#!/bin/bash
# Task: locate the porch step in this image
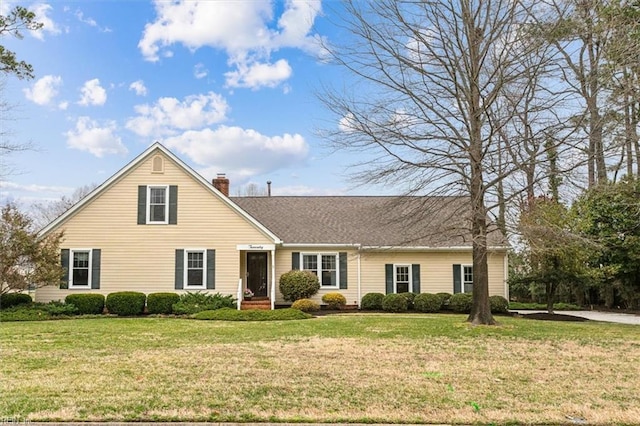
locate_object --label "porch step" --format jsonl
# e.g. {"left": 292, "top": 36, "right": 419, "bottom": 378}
{"left": 241, "top": 298, "right": 271, "bottom": 310}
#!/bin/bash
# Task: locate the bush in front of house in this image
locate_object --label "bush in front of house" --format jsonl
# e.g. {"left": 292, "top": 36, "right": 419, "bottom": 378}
{"left": 147, "top": 292, "right": 180, "bottom": 314}
{"left": 360, "top": 292, "right": 385, "bottom": 310}
{"left": 382, "top": 293, "right": 409, "bottom": 312}
{"left": 279, "top": 270, "right": 320, "bottom": 302}
{"left": 171, "top": 291, "right": 235, "bottom": 315}
{"left": 414, "top": 293, "right": 443, "bottom": 313}
{"left": 193, "top": 307, "right": 312, "bottom": 321}
{"left": 291, "top": 298, "right": 320, "bottom": 312}
{"left": 489, "top": 295, "right": 509, "bottom": 314}
{"left": 436, "top": 292, "right": 453, "bottom": 309}
{"left": 43, "top": 301, "right": 78, "bottom": 316}
{"left": 65, "top": 294, "right": 105, "bottom": 315}
{"left": 400, "top": 292, "right": 417, "bottom": 310}
{"left": 0, "top": 293, "right": 33, "bottom": 308}
{"left": 105, "top": 291, "right": 146, "bottom": 316}
{"left": 321, "top": 292, "right": 347, "bottom": 309}
{"left": 449, "top": 293, "right": 473, "bottom": 313}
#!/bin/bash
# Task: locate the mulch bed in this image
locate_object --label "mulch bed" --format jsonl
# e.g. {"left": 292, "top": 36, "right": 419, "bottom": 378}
{"left": 519, "top": 312, "right": 589, "bottom": 322}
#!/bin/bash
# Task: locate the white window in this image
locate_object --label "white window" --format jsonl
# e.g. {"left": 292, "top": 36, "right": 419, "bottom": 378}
{"left": 184, "top": 249, "right": 206, "bottom": 289}
{"left": 70, "top": 249, "right": 92, "bottom": 289}
{"left": 394, "top": 264, "right": 412, "bottom": 293}
{"left": 301, "top": 253, "right": 338, "bottom": 288}
{"left": 463, "top": 265, "right": 473, "bottom": 293}
{"left": 147, "top": 185, "right": 168, "bottom": 224}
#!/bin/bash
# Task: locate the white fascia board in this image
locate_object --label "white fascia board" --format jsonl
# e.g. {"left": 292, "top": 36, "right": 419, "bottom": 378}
{"left": 361, "top": 245, "right": 510, "bottom": 252}
{"left": 38, "top": 142, "right": 282, "bottom": 245}
{"left": 280, "top": 243, "right": 362, "bottom": 249}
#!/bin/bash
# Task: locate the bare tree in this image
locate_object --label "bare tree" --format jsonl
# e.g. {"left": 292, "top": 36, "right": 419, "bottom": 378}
{"left": 31, "top": 184, "right": 98, "bottom": 230}
{"left": 235, "top": 182, "right": 269, "bottom": 197}
{"left": 319, "top": 0, "right": 568, "bottom": 324}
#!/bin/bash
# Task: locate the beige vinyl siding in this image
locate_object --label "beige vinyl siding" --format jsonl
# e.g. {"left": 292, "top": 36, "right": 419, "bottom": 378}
{"left": 37, "top": 153, "right": 273, "bottom": 303}
{"left": 359, "top": 250, "right": 507, "bottom": 298}
{"left": 274, "top": 248, "right": 360, "bottom": 306}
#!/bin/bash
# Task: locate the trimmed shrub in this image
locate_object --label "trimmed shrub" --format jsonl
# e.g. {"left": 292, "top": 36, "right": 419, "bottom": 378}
{"left": 105, "top": 291, "right": 146, "bottom": 316}
{"left": 279, "top": 270, "right": 320, "bottom": 302}
{"left": 400, "top": 292, "right": 417, "bottom": 310}
{"left": 65, "top": 294, "right": 105, "bottom": 315}
{"left": 489, "top": 295, "right": 509, "bottom": 313}
{"left": 361, "top": 292, "right": 385, "bottom": 310}
{"left": 449, "top": 293, "right": 473, "bottom": 313}
{"left": 321, "top": 292, "right": 347, "bottom": 309}
{"left": 382, "top": 293, "right": 409, "bottom": 313}
{"left": 147, "top": 292, "right": 180, "bottom": 314}
{"left": 193, "top": 307, "right": 312, "bottom": 321}
{"left": 172, "top": 291, "right": 235, "bottom": 315}
{"left": 291, "top": 298, "right": 320, "bottom": 312}
{"left": 0, "top": 293, "right": 32, "bottom": 308}
{"left": 43, "top": 301, "right": 78, "bottom": 316}
{"left": 436, "top": 292, "right": 453, "bottom": 309}
{"left": 414, "top": 293, "right": 443, "bottom": 313}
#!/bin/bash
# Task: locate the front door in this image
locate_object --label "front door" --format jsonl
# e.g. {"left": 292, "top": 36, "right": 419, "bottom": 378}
{"left": 247, "top": 252, "right": 268, "bottom": 297}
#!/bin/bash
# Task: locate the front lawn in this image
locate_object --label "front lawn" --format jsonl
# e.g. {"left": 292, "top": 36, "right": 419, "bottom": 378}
{"left": 1, "top": 314, "right": 638, "bottom": 424}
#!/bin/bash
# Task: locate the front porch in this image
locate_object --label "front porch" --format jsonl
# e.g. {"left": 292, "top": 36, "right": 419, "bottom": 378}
{"left": 237, "top": 244, "right": 276, "bottom": 310}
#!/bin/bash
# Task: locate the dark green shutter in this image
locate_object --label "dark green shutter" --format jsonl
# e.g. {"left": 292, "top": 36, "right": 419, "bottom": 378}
{"left": 169, "top": 185, "right": 178, "bottom": 225}
{"left": 453, "top": 264, "right": 462, "bottom": 294}
{"left": 175, "top": 249, "right": 184, "bottom": 290}
{"left": 206, "top": 249, "right": 215, "bottom": 289}
{"left": 91, "top": 249, "right": 101, "bottom": 289}
{"left": 137, "top": 186, "right": 147, "bottom": 224}
{"left": 412, "top": 264, "right": 420, "bottom": 293}
{"left": 339, "top": 252, "right": 348, "bottom": 289}
{"left": 60, "top": 249, "right": 69, "bottom": 289}
{"left": 385, "top": 264, "right": 393, "bottom": 294}
{"left": 292, "top": 252, "right": 300, "bottom": 270}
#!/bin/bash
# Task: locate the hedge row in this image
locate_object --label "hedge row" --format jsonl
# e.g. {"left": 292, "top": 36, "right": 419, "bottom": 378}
{"left": 62, "top": 291, "right": 235, "bottom": 316}
{"left": 361, "top": 292, "right": 509, "bottom": 314}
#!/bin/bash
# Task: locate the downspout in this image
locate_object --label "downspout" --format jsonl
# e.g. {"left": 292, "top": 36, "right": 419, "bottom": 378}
{"left": 504, "top": 251, "right": 509, "bottom": 300}
{"left": 357, "top": 249, "right": 362, "bottom": 308}
{"left": 271, "top": 248, "right": 276, "bottom": 310}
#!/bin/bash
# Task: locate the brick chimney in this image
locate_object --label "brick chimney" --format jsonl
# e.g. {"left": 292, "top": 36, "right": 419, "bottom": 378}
{"left": 212, "top": 173, "right": 229, "bottom": 196}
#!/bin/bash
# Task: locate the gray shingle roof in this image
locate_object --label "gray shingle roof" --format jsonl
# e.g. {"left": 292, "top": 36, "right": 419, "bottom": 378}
{"left": 231, "top": 196, "right": 508, "bottom": 248}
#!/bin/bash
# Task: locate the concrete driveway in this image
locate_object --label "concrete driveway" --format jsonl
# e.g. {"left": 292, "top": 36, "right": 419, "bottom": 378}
{"left": 513, "top": 310, "right": 640, "bottom": 325}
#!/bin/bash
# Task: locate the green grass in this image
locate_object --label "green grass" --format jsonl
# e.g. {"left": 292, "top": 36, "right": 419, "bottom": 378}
{"left": 1, "top": 314, "right": 639, "bottom": 424}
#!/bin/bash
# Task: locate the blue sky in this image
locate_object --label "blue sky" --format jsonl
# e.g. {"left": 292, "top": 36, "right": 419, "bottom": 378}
{"left": 1, "top": 0, "right": 388, "bottom": 205}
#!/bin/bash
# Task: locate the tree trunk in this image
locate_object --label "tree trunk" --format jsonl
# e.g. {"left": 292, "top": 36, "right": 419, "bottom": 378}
{"left": 546, "top": 282, "right": 555, "bottom": 314}
{"left": 463, "top": 0, "right": 494, "bottom": 326}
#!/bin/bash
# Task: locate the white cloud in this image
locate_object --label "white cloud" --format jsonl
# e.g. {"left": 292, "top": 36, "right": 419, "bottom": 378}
{"left": 194, "top": 63, "right": 208, "bottom": 79}
{"left": 271, "top": 185, "right": 344, "bottom": 196}
{"left": 129, "top": 80, "right": 147, "bottom": 96}
{"left": 31, "top": 3, "right": 62, "bottom": 40}
{"left": 138, "top": 0, "right": 323, "bottom": 89}
{"left": 58, "top": 101, "right": 69, "bottom": 110}
{"left": 78, "top": 78, "right": 107, "bottom": 106}
{"left": 65, "top": 117, "right": 127, "bottom": 157}
{"left": 23, "top": 75, "right": 62, "bottom": 106}
{"left": 225, "top": 59, "right": 292, "bottom": 89}
{"left": 75, "top": 9, "right": 112, "bottom": 32}
{"left": 162, "top": 125, "right": 309, "bottom": 180}
{"left": 126, "top": 92, "right": 229, "bottom": 137}
{"left": 0, "top": 181, "right": 73, "bottom": 194}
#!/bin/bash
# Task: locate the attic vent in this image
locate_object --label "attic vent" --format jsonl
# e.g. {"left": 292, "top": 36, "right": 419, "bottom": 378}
{"left": 152, "top": 155, "right": 164, "bottom": 173}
